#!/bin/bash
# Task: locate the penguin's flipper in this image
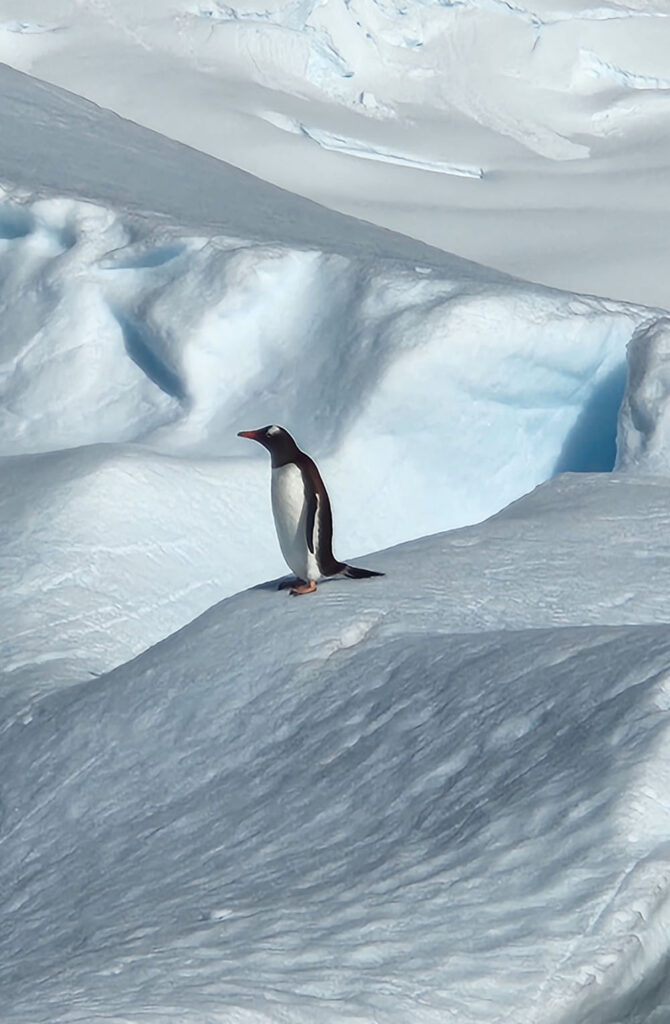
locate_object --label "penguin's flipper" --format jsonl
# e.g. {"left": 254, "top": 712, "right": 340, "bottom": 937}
{"left": 278, "top": 577, "right": 306, "bottom": 591}
{"left": 305, "top": 487, "right": 318, "bottom": 555}
{"left": 342, "top": 565, "right": 385, "bottom": 579}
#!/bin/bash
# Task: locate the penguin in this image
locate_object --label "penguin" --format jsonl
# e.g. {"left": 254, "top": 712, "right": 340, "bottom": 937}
{"left": 237, "top": 425, "right": 384, "bottom": 595}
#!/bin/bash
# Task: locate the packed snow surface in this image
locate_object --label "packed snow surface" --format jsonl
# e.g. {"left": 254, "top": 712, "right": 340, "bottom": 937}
{"left": 5, "top": 474, "right": 670, "bottom": 1024}
{"left": 1, "top": 0, "right": 669, "bottom": 305}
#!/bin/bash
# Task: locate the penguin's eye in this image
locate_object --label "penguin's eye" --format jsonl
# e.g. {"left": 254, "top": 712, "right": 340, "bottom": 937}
{"left": 266, "top": 425, "right": 281, "bottom": 437}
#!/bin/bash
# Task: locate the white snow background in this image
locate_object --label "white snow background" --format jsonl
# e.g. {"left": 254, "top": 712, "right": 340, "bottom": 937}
{"left": 2, "top": 0, "right": 670, "bottom": 307}
{"left": 2, "top": 2, "right": 670, "bottom": 1021}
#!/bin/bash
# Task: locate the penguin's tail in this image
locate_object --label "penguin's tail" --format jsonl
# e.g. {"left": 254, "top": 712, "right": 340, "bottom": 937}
{"left": 342, "top": 564, "right": 385, "bottom": 580}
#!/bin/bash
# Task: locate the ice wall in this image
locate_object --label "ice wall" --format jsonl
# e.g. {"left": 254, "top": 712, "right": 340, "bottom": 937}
{"left": 617, "top": 317, "right": 670, "bottom": 475}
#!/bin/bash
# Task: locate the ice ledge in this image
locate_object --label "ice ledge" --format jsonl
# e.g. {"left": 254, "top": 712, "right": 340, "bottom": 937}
{"left": 616, "top": 317, "right": 670, "bottom": 474}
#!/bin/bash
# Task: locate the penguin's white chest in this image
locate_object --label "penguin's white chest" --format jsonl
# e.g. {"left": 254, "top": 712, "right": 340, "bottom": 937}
{"left": 271, "top": 464, "right": 320, "bottom": 582}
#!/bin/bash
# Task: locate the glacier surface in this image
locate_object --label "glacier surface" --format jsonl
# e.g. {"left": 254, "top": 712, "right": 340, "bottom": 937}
{"left": 1, "top": 0, "right": 669, "bottom": 305}
{"left": 3, "top": 17, "right": 670, "bottom": 1024}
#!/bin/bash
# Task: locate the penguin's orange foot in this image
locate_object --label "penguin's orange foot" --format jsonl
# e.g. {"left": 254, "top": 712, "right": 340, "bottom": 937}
{"left": 278, "top": 578, "right": 305, "bottom": 591}
{"left": 291, "top": 580, "right": 317, "bottom": 596}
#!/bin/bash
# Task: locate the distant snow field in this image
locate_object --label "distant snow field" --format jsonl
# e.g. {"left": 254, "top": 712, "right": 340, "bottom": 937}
{"left": 1, "top": 0, "right": 670, "bottom": 305}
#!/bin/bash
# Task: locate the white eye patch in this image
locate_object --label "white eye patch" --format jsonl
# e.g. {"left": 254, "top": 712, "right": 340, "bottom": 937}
{"left": 267, "top": 425, "right": 281, "bottom": 436}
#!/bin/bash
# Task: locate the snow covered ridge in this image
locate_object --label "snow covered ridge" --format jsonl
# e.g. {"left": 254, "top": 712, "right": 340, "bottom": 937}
{"left": 0, "top": 187, "right": 655, "bottom": 477}
{"left": 0, "top": 63, "right": 668, "bottom": 700}
{"left": 5, "top": 473, "right": 670, "bottom": 1023}
{"left": 0, "top": 182, "right": 664, "bottom": 689}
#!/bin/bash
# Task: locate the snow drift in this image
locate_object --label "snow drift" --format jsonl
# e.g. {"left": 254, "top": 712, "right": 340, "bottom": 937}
{"left": 5, "top": 474, "right": 670, "bottom": 1024}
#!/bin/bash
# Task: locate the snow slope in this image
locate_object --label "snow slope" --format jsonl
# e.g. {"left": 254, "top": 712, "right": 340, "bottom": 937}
{"left": 1, "top": 65, "right": 665, "bottom": 691}
{"left": 5, "top": 473, "right": 670, "bottom": 1024}
{"left": 4, "top": 43, "right": 670, "bottom": 1024}
{"left": 0, "top": 1, "right": 669, "bottom": 305}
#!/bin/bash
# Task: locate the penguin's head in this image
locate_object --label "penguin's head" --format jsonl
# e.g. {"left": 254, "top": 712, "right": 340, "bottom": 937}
{"left": 237, "top": 424, "right": 285, "bottom": 448}
{"left": 237, "top": 425, "right": 300, "bottom": 465}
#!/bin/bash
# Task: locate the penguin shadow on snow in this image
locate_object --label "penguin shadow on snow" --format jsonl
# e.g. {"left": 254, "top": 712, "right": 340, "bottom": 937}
{"left": 553, "top": 362, "right": 627, "bottom": 475}
{"left": 252, "top": 575, "right": 366, "bottom": 594}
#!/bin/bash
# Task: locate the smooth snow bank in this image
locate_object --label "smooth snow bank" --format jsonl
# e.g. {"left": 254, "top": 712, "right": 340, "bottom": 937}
{"left": 0, "top": 62, "right": 490, "bottom": 270}
{"left": 4, "top": 473, "right": 670, "bottom": 1024}
{"left": 0, "top": 445, "right": 281, "bottom": 694}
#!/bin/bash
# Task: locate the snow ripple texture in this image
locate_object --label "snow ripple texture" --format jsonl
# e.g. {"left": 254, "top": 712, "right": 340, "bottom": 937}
{"left": 5, "top": 475, "right": 670, "bottom": 1023}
